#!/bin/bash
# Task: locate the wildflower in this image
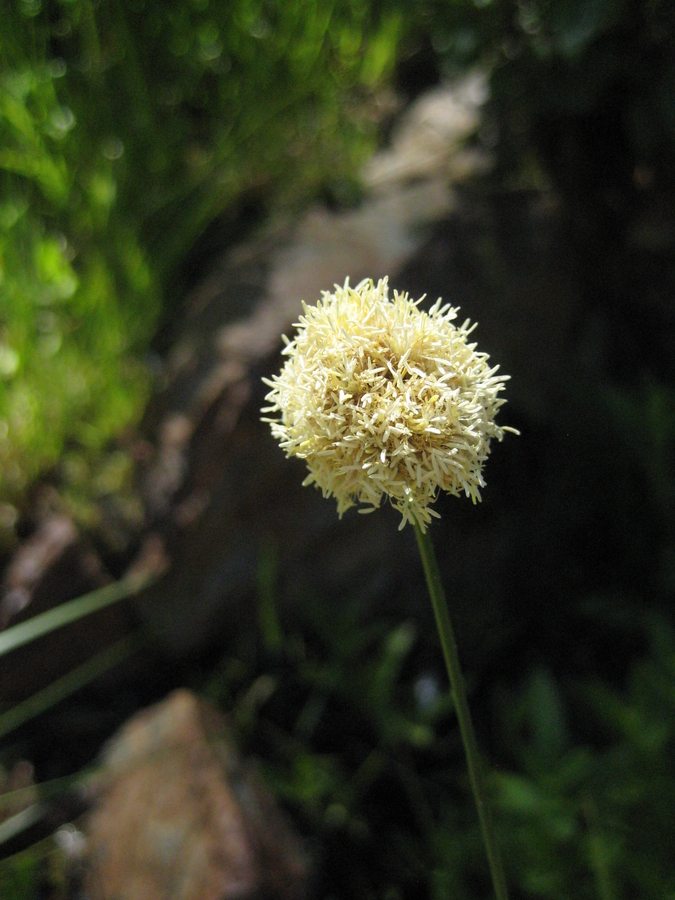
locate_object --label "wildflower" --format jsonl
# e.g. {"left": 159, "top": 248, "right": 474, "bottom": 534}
{"left": 262, "top": 277, "right": 516, "bottom": 531}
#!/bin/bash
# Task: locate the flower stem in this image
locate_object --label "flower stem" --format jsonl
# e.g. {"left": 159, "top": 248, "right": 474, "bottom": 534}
{"left": 414, "top": 522, "right": 509, "bottom": 900}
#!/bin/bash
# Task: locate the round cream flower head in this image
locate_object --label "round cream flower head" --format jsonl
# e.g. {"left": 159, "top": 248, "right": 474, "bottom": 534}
{"left": 262, "top": 277, "right": 517, "bottom": 531}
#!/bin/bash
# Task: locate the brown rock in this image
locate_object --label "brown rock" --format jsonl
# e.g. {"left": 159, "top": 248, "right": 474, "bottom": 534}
{"left": 85, "top": 689, "right": 308, "bottom": 900}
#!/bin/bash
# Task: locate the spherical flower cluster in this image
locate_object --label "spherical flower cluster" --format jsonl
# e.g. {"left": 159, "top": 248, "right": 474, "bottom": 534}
{"left": 262, "top": 278, "right": 516, "bottom": 531}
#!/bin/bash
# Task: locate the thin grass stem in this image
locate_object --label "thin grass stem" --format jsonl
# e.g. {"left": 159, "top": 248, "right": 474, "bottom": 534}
{"left": 0, "top": 632, "right": 144, "bottom": 740}
{"left": 413, "top": 522, "right": 509, "bottom": 900}
{"left": 0, "top": 569, "right": 156, "bottom": 659}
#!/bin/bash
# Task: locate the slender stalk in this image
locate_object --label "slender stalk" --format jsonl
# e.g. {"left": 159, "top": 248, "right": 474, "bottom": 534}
{"left": 0, "top": 632, "right": 144, "bottom": 739}
{"left": 414, "top": 522, "right": 509, "bottom": 900}
{"left": 0, "top": 567, "right": 157, "bottom": 659}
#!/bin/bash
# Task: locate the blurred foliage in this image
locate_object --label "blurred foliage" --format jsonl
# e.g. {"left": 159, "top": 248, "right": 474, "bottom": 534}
{"left": 1, "top": 589, "right": 675, "bottom": 897}
{"left": 424, "top": 0, "right": 675, "bottom": 231}
{"left": 0, "top": 0, "right": 402, "bottom": 519}
{"left": 0, "top": 847, "right": 38, "bottom": 900}
{"left": 0, "top": 56, "right": 157, "bottom": 514}
{"left": 192, "top": 578, "right": 675, "bottom": 899}
{"left": 506, "top": 655, "right": 673, "bottom": 898}
{"left": 603, "top": 381, "right": 675, "bottom": 595}
{"left": 0, "top": 832, "right": 78, "bottom": 900}
{"left": 495, "top": 611, "right": 675, "bottom": 899}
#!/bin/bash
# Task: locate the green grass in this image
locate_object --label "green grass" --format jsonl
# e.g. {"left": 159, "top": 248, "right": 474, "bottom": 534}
{"left": 0, "top": 0, "right": 402, "bottom": 517}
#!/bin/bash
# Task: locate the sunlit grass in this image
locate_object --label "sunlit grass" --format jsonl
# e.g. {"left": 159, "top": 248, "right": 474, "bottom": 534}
{"left": 0, "top": 0, "right": 402, "bottom": 516}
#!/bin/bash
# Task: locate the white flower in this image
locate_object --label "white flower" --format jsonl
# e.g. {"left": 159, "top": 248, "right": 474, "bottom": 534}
{"left": 262, "top": 277, "right": 516, "bottom": 531}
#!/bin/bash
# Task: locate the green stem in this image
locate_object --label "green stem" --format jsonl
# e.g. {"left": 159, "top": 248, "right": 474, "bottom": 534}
{"left": 0, "top": 632, "right": 144, "bottom": 739}
{"left": 0, "top": 567, "right": 156, "bottom": 659}
{"left": 414, "top": 522, "right": 509, "bottom": 900}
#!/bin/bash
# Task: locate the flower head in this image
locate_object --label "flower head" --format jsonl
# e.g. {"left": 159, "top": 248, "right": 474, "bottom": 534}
{"left": 262, "top": 278, "right": 516, "bottom": 531}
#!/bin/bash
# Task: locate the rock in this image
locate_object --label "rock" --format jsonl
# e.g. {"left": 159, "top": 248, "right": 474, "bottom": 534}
{"left": 85, "top": 689, "right": 308, "bottom": 900}
{"left": 362, "top": 71, "right": 492, "bottom": 190}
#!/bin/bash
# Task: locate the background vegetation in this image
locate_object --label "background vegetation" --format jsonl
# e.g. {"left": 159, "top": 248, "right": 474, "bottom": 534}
{"left": 2, "top": 0, "right": 675, "bottom": 898}
{"left": 0, "top": 0, "right": 400, "bottom": 525}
